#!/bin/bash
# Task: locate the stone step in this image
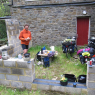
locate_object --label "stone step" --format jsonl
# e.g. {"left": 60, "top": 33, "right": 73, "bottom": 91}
{"left": 33, "top": 78, "right": 87, "bottom": 89}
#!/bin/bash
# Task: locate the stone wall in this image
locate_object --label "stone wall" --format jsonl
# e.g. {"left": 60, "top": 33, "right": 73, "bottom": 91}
{"left": 0, "top": 19, "right": 32, "bottom": 57}
{"left": 0, "top": 58, "right": 35, "bottom": 89}
{"left": 10, "top": 4, "right": 95, "bottom": 46}
{"left": 87, "top": 64, "right": 95, "bottom": 95}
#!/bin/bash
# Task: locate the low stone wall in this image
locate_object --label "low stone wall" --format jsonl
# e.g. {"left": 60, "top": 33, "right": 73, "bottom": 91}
{"left": 0, "top": 58, "right": 35, "bottom": 89}
{"left": 87, "top": 64, "right": 95, "bottom": 95}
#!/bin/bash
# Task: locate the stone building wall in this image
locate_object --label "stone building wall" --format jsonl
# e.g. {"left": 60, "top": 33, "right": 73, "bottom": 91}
{"left": 10, "top": 4, "right": 95, "bottom": 46}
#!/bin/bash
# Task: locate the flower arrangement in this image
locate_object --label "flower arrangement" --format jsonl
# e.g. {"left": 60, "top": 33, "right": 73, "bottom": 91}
{"left": 60, "top": 77, "right": 68, "bottom": 82}
{"left": 60, "top": 75, "right": 68, "bottom": 86}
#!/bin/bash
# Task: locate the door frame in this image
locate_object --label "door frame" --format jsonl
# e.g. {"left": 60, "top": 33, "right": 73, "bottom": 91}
{"left": 76, "top": 16, "right": 90, "bottom": 46}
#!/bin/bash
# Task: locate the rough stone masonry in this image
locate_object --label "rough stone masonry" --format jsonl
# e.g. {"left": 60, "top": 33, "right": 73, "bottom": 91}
{"left": 8, "top": 0, "right": 95, "bottom": 46}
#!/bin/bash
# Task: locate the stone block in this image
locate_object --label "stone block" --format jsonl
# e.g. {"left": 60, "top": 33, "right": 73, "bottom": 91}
{"left": 17, "top": 61, "right": 32, "bottom": 69}
{"left": 3, "top": 60, "right": 16, "bottom": 67}
{"left": 0, "top": 67, "right": 11, "bottom": 74}
{"left": 11, "top": 81, "right": 23, "bottom": 88}
{"left": 65, "top": 87, "right": 82, "bottom": 94}
{"left": 23, "top": 82, "right": 32, "bottom": 89}
{"left": 0, "top": 80, "right": 10, "bottom": 86}
{"left": 10, "top": 26, "right": 15, "bottom": 30}
{"left": 19, "top": 76, "right": 33, "bottom": 82}
{"left": 0, "top": 59, "right": 3, "bottom": 66}
{"left": 51, "top": 85, "right": 65, "bottom": 92}
{"left": 6, "top": 75, "right": 18, "bottom": 81}
{"left": 0, "top": 74, "right": 5, "bottom": 79}
{"left": 88, "top": 73, "right": 95, "bottom": 81}
{"left": 88, "top": 89, "right": 95, "bottom": 95}
{"left": 88, "top": 82, "right": 95, "bottom": 89}
{"left": 37, "top": 84, "right": 49, "bottom": 90}
{"left": 25, "top": 70, "right": 32, "bottom": 76}
{"left": 8, "top": 49, "right": 13, "bottom": 55}
{"left": 11, "top": 68, "right": 24, "bottom": 75}
{"left": 87, "top": 65, "right": 95, "bottom": 73}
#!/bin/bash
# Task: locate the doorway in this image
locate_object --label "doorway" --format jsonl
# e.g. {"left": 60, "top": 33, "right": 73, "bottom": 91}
{"left": 77, "top": 17, "right": 90, "bottom": 46}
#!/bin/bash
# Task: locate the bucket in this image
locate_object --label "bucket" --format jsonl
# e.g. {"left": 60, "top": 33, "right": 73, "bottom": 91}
{"left": 50, "top": 46, "right": 55, "bottom": 51}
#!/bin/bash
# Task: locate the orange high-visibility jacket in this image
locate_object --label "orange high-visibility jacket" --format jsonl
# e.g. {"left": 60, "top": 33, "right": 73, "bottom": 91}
{"left": 19, "top": 29, "right": 32, "bottom": 45}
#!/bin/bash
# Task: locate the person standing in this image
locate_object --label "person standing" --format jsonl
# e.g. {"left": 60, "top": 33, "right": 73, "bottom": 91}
{"left": 19, "top": 24, "right": 32, "bottom": 56}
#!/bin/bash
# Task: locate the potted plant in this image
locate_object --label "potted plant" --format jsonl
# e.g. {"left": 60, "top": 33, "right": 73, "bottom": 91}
{"left": 60, "top": 75, "right": 68, "bottom": 86}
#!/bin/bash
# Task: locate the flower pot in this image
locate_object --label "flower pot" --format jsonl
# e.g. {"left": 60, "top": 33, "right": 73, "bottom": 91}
{"left": 60, "top": 79, "right": 68, "bottom": 86}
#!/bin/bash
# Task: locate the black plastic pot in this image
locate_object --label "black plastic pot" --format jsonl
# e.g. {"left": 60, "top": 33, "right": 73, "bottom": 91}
{"left": 24, "top": 53, "right": 30, "bottom": 58}
{"left": 78, "top": 75, "right": 86, "bottom": 83}
{"left": 60, "top": 79, "right": 68, "bottom": 86}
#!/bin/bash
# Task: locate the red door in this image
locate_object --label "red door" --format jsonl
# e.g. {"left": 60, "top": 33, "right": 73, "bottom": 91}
{"left": 77, "top": 17, "right": 89, "bottom": 46}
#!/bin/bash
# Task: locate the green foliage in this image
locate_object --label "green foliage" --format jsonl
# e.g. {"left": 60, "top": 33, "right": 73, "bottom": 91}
{"left": 0, "top": 0, "right": 8, "bottom": 3}
{"left": 0, "top": 2, "right": 10, "bottom": 17}
{"left": 0, "top": 20, "right": 7, "bottom": 39}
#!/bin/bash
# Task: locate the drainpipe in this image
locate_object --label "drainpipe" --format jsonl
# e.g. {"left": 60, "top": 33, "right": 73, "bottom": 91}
{"left": 8, "top": 0, "right": 13, "bottom": 6}
{"left": 11, "top": 0, "right": 13, "bottom": 5}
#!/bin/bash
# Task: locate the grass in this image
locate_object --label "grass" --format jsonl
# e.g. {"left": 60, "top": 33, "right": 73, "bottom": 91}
{"left": 0, "top": 85, "right": 71, "bottom": 95}
{"left": 28, "top": 45, "right": 87, "bottom": 80}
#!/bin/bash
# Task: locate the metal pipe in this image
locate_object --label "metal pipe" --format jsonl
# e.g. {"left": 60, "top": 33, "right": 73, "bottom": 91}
{"left": 13, "top": 1, "right": 95, "bottom": 9}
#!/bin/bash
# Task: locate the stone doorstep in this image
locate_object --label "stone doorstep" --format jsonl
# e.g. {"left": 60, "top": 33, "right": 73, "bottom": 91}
{"left": 33, "top": 78, "right": 87, "bottom": 89}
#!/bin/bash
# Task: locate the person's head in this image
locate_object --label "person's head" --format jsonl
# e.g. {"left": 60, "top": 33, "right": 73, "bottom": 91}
{"left": 24, "top": 24, "right": 29, "bottom": 31}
